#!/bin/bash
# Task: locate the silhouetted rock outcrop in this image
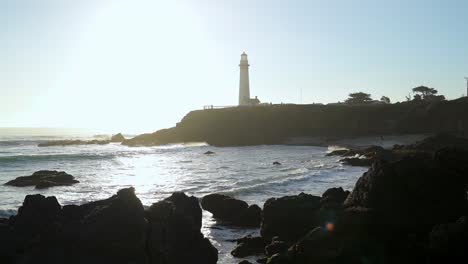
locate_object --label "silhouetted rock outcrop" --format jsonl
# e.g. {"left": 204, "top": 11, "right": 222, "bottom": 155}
{"left": 261, "top": 193, "right": 322, "bottom": 241}
{"left": 38, "top": 139, "right": 110, "bottom": 147}
{"left": 262, "top": 148, "right": 468, "bottom": 264}
{"left": 201, "top": 193, "right": 262, "bottom": 227}
{"left": 146, "top": 192, "right": 218, "bottom": 264}
{"left": 0, "top": 188, "right": 217, "bottom": 264}
{"left": 5, "top": 170, "right": 79, "bottom": 189}
{"left": 231, "top": 236, "right": 268, "bottom": 258}
{"left": 110, "top": 133, "right": 125, "bottom": 142}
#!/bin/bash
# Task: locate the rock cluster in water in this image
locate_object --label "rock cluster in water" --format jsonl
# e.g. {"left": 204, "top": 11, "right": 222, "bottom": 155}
{"left": 201, "top": 193, "right": 262, "bottom": 227}
{"left": 38, "top": 139, "right": 110, "bottom": 147}
{"left": 5, "top": 170, "right": 79, "bottom": 189}
{"left": 330, "top": 133, "right": 468, "bottom": 167}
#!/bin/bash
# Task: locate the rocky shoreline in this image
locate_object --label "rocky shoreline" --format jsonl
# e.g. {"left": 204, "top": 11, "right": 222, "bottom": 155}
{"left": 2, "top": 134, "right": 468, "bottom": 263}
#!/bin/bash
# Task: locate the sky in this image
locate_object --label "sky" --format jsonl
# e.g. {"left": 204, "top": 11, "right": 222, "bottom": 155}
{"left": 2, "top": 0, "right": 468, "bottom": 134}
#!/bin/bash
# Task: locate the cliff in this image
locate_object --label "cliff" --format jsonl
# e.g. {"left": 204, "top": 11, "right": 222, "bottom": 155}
{"left": 123, "top": 97, "right": 468, "bottom": 147}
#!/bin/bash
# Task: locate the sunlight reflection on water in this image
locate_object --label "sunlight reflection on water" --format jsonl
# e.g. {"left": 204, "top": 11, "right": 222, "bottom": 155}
{"left": 0, "top": 141, "right": 367, "bottom": 264}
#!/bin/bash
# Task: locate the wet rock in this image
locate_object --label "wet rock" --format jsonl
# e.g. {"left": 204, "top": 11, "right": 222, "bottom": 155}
{"left": 38, "top": 139, "right": 110, "bottom": 147}
{"left": 344, "top": 157, "right": 468, "bottom": 233}
{"left": 239, "top": 260, "right": 253, "bottom": 264}
{"left": 9, "top": 194, "right": 62, "bottom": 237}
{"left": 321, "top": 187, "right": 349, "bottom": 206}
{"left": 394, "top": 133, "right": 468, "bottom": 153}
{"left": 256, "top": 257, "right": 268, "bottom": 263}
{"left": 435, "top": 147, "right": 468, "bottom": 186}
{"left": 265, "top": 240, "right": 290, "bottom": 257}
{"left": 204, "top": 151, "right": 215, "bottom": 155}
{"left": 5, "top": 170, "right": 79, "bottom": 189}
{"left": 325, "top": 149, "right": 348, "bottom": 156}
{"left": 146, "top": 192, "right": 218, "bottom": 264}
{"left": 201, "top": 194, "right": 262, "bottom": 227}
{"left": 340, "top": 157, "right": 374, "bottom": 167}
{"left": 272, "top": 161, "right": 281, "bottom": 165}
{"left": 231, "top": 236, "right": 268, "bottom": 258}
{"left": 6, "top": 187, "right": 148, "bottom": 264}
{"left": 110, "top": 133, "right": 125, "bottom": 142}
{"left": 429, "top": 216, "right": 468, "bottom": 262}
{"left": 344, "top": 145, "right": 386, "bottom": 158}
{"left": 261, "top": 193, "right": 321, "bottom": 241}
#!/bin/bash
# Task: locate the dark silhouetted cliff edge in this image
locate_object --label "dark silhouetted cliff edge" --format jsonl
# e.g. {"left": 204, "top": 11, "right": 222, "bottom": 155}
{"left": 123, "top": 97, "right": 468, "bottom": 147}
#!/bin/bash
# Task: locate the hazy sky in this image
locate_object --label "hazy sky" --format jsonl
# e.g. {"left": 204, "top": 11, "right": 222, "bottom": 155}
{"left": 2, "top": 0, "right": 468, "bottom": 133}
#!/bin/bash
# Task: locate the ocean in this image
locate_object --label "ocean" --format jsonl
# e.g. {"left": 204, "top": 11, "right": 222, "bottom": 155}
{"left": 1, "top": 128, "right": 416, "bottom": 263}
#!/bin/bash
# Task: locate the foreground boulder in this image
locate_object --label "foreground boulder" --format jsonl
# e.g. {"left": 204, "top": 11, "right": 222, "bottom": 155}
{"left": 231, "top": 236, "right": 268, "bottom": 258}
{"left": 261, "top": 193, "right": 321, "bottom": 241}
{"left": 201, "top": 193, "right": 262, "bottom": 227}
{"left": 0, "top": 189, "right": 218, "bottom": 264}
{"left": 5, "top": 170, "right": 79, "bottom": 189}
{"left": 344, "top": 156, "right": 467, "bottom": 233}
{"left": 429, "top": 216, "right": 468, "bottom": 263}
{"left": 3, "top": 187, "right": 147, "bottom": 264}
{"left": 146, "top": 192, "right": 218, "bottom": 264}
{"left": 263, "top": 149, "right": 468, "bottom": 264}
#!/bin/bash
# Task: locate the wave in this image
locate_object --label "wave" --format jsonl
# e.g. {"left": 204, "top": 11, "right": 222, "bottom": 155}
{"left": 220, "top": 172, "right": 317, "bottom": 197}
{"left": 0, "top": 209, "right": 17, "bottom": 218}
{"left": 0, "top": 153, "right": 117, "bottom": 163}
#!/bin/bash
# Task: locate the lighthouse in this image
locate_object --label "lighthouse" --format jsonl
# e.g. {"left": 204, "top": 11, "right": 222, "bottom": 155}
{"left": 238, "top": 52, "right": 251, "bottom": 106}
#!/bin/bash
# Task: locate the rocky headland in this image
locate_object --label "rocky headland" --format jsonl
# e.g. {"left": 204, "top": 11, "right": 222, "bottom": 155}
{"left": 122, "top": 97, "right": 468, "bottom": 147}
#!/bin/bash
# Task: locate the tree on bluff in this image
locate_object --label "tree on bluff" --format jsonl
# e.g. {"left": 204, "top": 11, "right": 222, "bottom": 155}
{"left": 412, "top": 86, "right": 445, "bottom": 101}
{"left": 380, "top": 96, "right": 391, "bottom": 104}
{"left": 345, "top": 92, "right": 372, "bottom": 104}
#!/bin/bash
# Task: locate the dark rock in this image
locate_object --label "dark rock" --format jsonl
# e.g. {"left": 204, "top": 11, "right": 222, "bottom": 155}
{"left": 429, "top": 216, "right": 468, "bottom": 262}
{"left": 146, "top": 192, "right": 218, "bottom": 264}
{"left": 110, "top": 133, "right": 125, "bottom": 142}
{"left": 325, "top": 149, "right": 348, "bottom": 156}
{"left": 38, "top": 139, "right": 110, "bottom": 147}
{"left": 256, "top": 257, "right": 268, "bottom": 263}
{"left": 164, "top": 192, "right": 202, "bottom": 230}
{"left": 239, "top": 260, "right": 253, "bottom": 264}
{"left": 10, "top": 194, "right": 62, "bottom": 237}
{"left": 261, "top": 193, "right": 321, "bottom": 241}
{"left": 435, "top": 147, "right": 468, "bottom": 187}
{"left": 265, "top": 240, "right": 290, "bottom": 257}
{"left": 204, "top": 150, "right": 215, "bottom": 155}
{"left": 266, "top": 253, "right": 289, "bottom": 264}
{"left": 321, "top": 187, "right": 349, "bottom": 205}
{"left": 201, "top": 194, "right": 262, "bottom": 227}
{"left": 5, "top": 170, "right": 79, "bottom": 189}
{"left": 231, "top": 236, "right": 268, "bottom": 258}
{"left": 395, "top": 133, "right": 468, "bottom": 153}
{"left": 1, "top": 189, "right": 219, "bottom": 264}
{"left": 272, "top": 161, "right": 281, "bottom": 165}
{"left": 340, "top": 157, "right": 374, "bottom": 167}
{"left": 7, "top": 187, "right": 148, "bottom": 264}
{"left": 343, "top": 145, "right": 386, "bottom": 158}
{"left": 344, "top": 157, "right": 468, "bottom": 234}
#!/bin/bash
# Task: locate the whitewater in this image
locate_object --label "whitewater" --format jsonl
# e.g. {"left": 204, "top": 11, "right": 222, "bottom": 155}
{"left": 0, "top": 129, "right": 422, "bottom": 263}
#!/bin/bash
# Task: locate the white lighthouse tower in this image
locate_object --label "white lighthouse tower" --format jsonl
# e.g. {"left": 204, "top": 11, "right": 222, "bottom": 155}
{"left": 238, "top": 52, "right": 251, "bottom": 106}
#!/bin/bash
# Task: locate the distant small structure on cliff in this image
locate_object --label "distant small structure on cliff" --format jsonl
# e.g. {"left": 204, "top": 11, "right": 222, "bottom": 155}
{"left": 239, "top": 52, "right": 260, "bottom": 106}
